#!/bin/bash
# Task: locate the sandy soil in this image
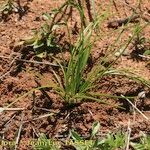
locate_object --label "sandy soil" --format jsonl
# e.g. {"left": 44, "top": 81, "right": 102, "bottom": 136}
{"left": 0, "top": 0, "right": 150, "bottom": 149}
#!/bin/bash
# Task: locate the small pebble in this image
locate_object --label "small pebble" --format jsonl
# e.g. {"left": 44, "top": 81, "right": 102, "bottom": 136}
{"left": 138, "top": 91, "right": 146, "bottom": 99}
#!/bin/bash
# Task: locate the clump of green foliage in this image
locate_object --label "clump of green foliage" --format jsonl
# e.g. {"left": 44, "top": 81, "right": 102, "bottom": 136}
{"left": 20, "top": 0, "right": 90, "bottom": 58}
{"left": 44, "top": 22, "right": 150, "bottom": 105}
{"left": 33, "top": 122, "right": 150, "bottom": 150}
{"left": 33, "top": 122, "right": 126, "bottom": 150}
{"left": 21, "top": 21, "right": 60, "bottom": 58}
{"left": 49, "top": 22, "right": 109, "bottom": 105}
{"left": 14, "top": 1, "right": 150, "bottom": 106}
{"left": 131, "top": 134, "right": 150, "bottom": 150}
{"left": 70, "top": 121, "right": 126, "bottom": 150}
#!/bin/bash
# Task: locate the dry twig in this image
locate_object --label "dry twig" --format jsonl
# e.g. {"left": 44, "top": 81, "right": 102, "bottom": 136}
{"left": 125, "top": 120, "right": 131, "bottom": 150}
{"left": 107, "top": 15, "right": 140, "bottom": 28}
{"left": 121, "top": 95, "right": 149, "bottom": 120}
{"left": 14, "top": 112, "right": 24, "bottom": 150}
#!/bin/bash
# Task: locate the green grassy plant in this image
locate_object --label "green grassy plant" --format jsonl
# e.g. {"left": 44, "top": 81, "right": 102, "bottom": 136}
{"left": 5, "top": 1, "right": 149, "bottom": 108}
{"left": 45, "top": 21, "right": 150, "bottom": 105}
{"left": 49, "top": 22, "right": 110, "bottom": 105}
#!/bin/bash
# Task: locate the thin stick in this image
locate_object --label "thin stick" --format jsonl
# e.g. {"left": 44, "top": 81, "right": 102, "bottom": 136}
{"left": 0, "top": 55, "right": 11, "bottom": 59}
{"left": 23, "top": 113, "right": 54, "bottom": 123}
{"left": 0, "top": 70, "right": 12, "bottom": 80}
{"left": 0, "top": 55, "right": 17, "bottom": 80}
{"left": 138, "top": 54, "right": 150, "bottom": 60}
{"left": 17, "top": 58, "right": 60, "bottom": 67}
{"left": 31, "top": 125, "right": 39, "bottom": 138}
{"left": 107, "top": 14, "right": 140, "bottom": 28}
{"left": 32, "top": 113, "right": 54, "bottom": 121}
{"left": 4, "top": 113, "right": 17, "bottom": 129}
{"left": 14, "top": 112, "right": 24, "bottom": 150}
{"left": 0, "top": 107, "right": 25, "bottom": 113}
{"left": 0, "top": 55, "right": 60, "bottom": 67}
{"left": 121, "top": 95, "right": 149, "bottom": 120}
{"left": 125, "top": 119, "right": 131, "bottom": 150}
{"left": 133, "top": 100, "right": 136, "bottom": 123}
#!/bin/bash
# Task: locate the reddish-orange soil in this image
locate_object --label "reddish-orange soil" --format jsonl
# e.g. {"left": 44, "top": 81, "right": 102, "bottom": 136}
{"left": 0, "top": 0, "right": 150, "bottom": 149}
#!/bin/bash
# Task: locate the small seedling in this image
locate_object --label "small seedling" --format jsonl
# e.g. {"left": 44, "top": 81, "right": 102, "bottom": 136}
{"left": 33, "top": 134, "right": 60, "bottom": 150}
{"left": 21, "top": 23, "right": 60, "bottom": 58}
{"left": 19, "top": 3, "right": 68, "bottom": 58}
{"left": 70, "top": 122, "right": 100, "bottom": 150}
{"left": 98, "top": 132, "right": 126, "bottom": 150}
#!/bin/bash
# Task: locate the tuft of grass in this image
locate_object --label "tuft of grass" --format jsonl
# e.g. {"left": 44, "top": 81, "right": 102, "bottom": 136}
{"left": 46, "top": 21, "right": 150, "bottom": 105}
{"left": 49, "top": 22, "right": 110, "bottom": 105}
{"left": 10, "top": 16, "right": 150, "bottom": 107}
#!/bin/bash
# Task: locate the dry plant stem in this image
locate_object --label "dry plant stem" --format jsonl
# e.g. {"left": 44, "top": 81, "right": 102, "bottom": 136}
{"left": 31, "top": 126, "right": 39, "bottom": 137}
{"left": 121, "top": 95, "right": 149, "bottom": 120}
{"left": 88, "top": 109, "right": 94, "bottom": 117}
{"left": 107, "top": 14, "right": 140, "bottom": 28}
{"left": 65, "top": 112, "right": 70, "bottom": 120}
{"left": 125, "top": 120, "right": 131, "bottom": 150}
{"left": 9, "top": 55, "right": 18, "bottom": 66}
{"left": 133, "top": 99, "right": 138, "bottom": 123}
{"left": 16, "top": 58, "right": 60, "bottom": 67}
{"left": 23, "top": 113, "right": 54, "bottom": 123}
{"left": 0, "top": 107, "right": 25, "bottom": 111}
{"left": 14, "top": 112, "right": 24, "bottom": 150}
{"left": 0, "top": 69, "right": 12, "bottom": 80}
{"left": 0, "top": 55, "right": 17, "bottom": 80}
{"left": 138, "top": 54, "right": 150, "bottom": 60}
{"left": 35, "top": 107, "right": 58, "bottom": 113}
{"left": 1, "top": 113, "right": 17, "bottom": 139}
{"left": 130, "top": 133, "right": 143, "bottom": 141}
{"left": 4, "top": 113, "right": 17, "bottom": 128}
{"left": 0, "top": 55, "right": 60, "bottom": 67}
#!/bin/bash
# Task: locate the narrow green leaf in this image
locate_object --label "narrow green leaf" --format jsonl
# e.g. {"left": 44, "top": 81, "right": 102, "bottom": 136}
{"left": 91, "top": 121, "right": 100, "bottom": 138}
{"left": 144, "top": 50, "right": 150, "bottom": 56}
{"left": 71, "top": 131, "right": 83, "bottom": 141}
